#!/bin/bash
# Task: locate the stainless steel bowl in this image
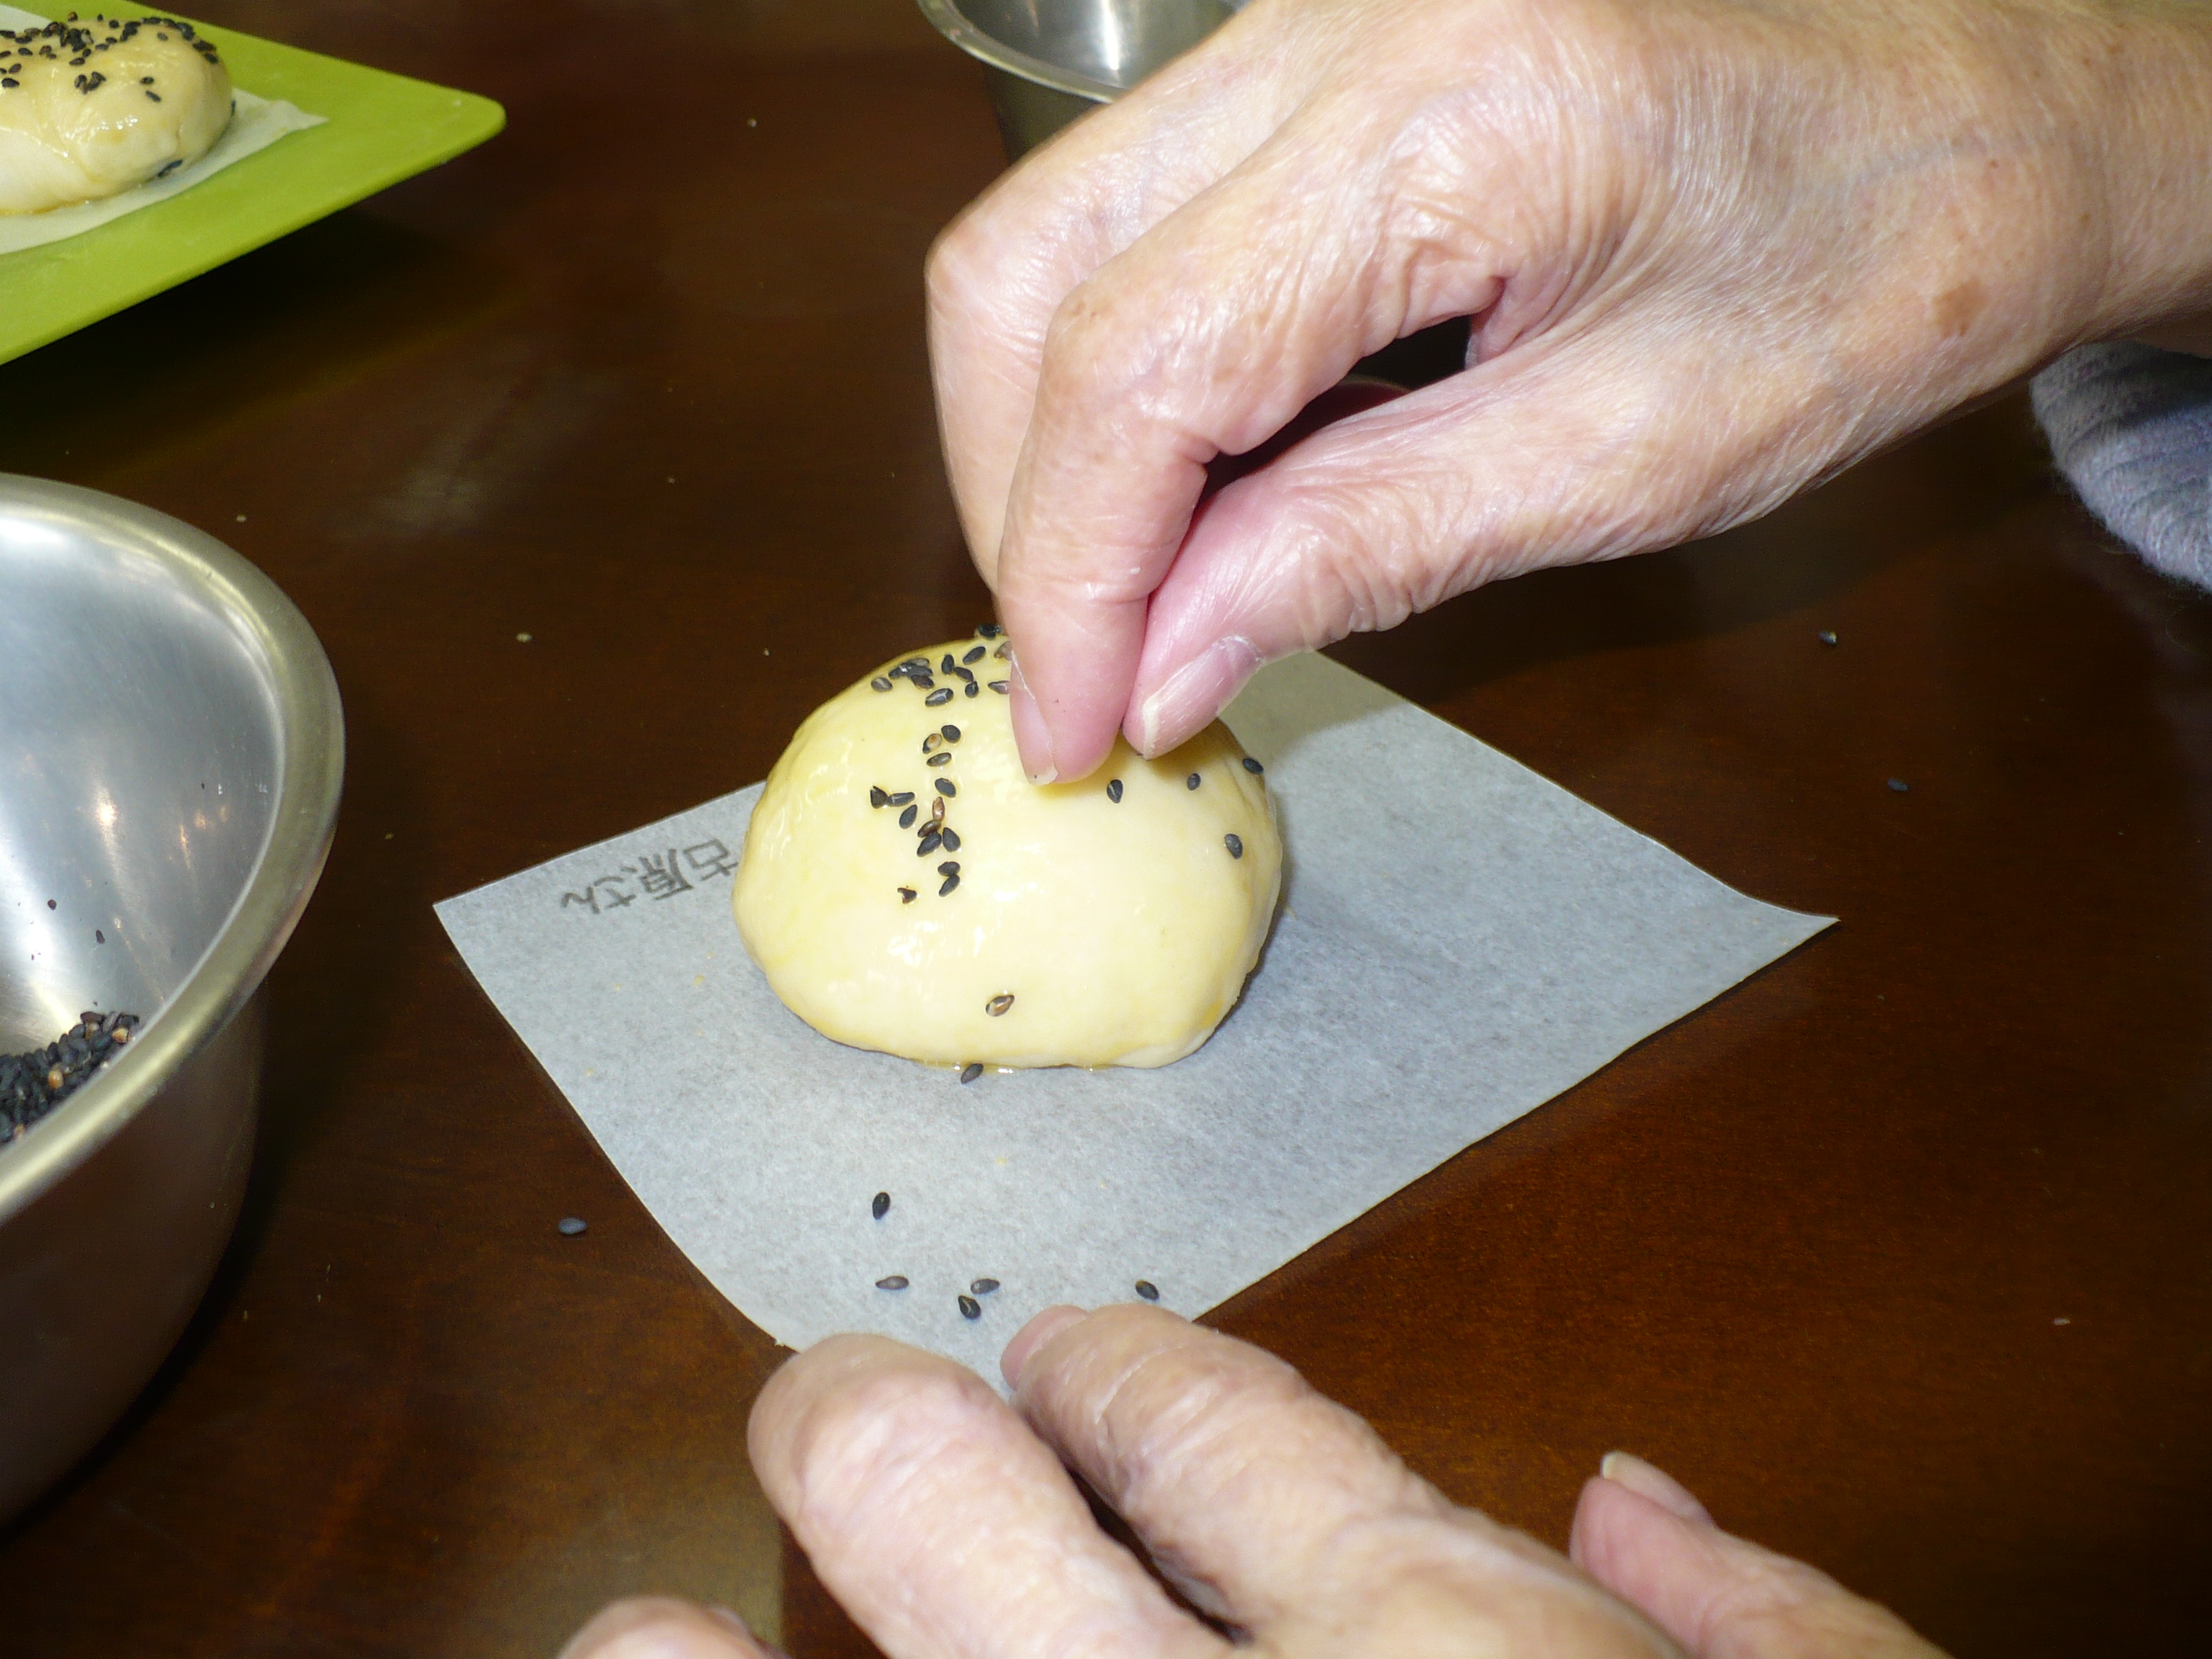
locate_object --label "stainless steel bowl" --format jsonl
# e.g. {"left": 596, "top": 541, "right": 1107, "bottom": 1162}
{"left": 0, "top": 476, "right": 342, "bottom": 1521}
{"left": 917, "top": 0, "right": 1237, "bottom": 157}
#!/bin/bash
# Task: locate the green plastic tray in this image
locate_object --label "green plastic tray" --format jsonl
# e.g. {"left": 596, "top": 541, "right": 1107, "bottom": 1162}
{"left": 0, "top": 14, "right": 504, "bottom": 367}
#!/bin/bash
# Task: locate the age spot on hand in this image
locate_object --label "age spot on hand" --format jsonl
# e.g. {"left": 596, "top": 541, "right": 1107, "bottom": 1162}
{"left": 1932, "top": 278, "right": 1986, "bottom": 339}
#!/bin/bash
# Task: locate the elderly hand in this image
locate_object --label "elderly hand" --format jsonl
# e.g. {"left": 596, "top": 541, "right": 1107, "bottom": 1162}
{"left": 925, "top": 0, "right": 2212, "bottom": 782}
{"left": 561, "top": 1305, "right": 1947, "bottom": 1659}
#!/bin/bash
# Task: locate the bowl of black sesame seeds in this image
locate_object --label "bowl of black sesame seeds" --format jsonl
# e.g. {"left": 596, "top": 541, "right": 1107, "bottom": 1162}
{"left": 0, "top": 475, "right": 343, "bottom": 1521}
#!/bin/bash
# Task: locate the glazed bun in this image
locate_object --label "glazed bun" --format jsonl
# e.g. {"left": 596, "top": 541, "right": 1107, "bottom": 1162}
{"left": 734, "top": 633, "right": 1282, "bottom": 1070}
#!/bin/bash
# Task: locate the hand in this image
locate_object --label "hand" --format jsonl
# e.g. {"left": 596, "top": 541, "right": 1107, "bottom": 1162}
{"left": 561, "top": 1305, "right": 1948, "bottom": 1659}
{"left": 926, "top": 0, "right": 2212, "bottom": 781}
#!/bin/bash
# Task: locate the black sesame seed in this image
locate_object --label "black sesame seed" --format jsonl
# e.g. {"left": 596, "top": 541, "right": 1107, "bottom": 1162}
{"left": 927, "top": 752, "right": 951, "bottom": 767}
{"left": 986, "top": 993, "right": 1014, "bottom": 1016}
{"left": 987, "top": 680, "right": 1010, "bottom": 693}
{"left": 942, "top": 724, "right": 960, "bottom": 742}
{"left": 876, "top": 1275, "right": 909, "bottom": 1290}
{"left": 939, "top": 873, "right": 961, "bottom": 896}
{"left": 962, "top": 645, "right": 986, "bottom": 665}
{"left": 1187, "top": 773, "right": 1201, "bottom": 790}
{"left": 886, "top": 662, "right": 911, "bottom": 679}
{"left": 924, "top": 733, "right": 943, "bottom": 752}
{"left": 940, "top": 828, "right": 961, "bottom": 852}
{"left": 869, "top": 785, "right": 889, "bottom": 807}
{"left": 971, "top": 1277, "right": 999, "bottom": 1294}
{"left": 949, "top": 665, "right": 975, "bottom": 685}
{"left": 925, "top": 687, "right": 953, "bottom": 706}
{"left": 1106, "top": 779, "right": 1123, "bottom": 803}
{"left": 899, "top": 886, "right": 917, "bottom": 903}
{"left": 940, "top": 654, "right": 956, "bottom": 673}
{"left": 872, "top": 1191, "right": 891, "bottom": 1220}
{"left": 938, "top": 861, "right": 961, "bottom": 876}
{"left": 930, "top": 797, "right": 945, "bottom": 824}
{"left": 1134, "top": 1280, "right": 1160, "bottom": 1302}
{"left": 1887, "top": 778, "right": 1910, "bottom": 793}
{"left": 899, "top": 804, "right": 918, "bottom": 828}
{"left": 1241, "top": 756, "right": 1264, "bottom": 775}
{"left": 935, "top": 779, "right": 956, "bottom": 797}
{"left": 1225, "top": 834, "right": 1244, "bottom": 858}
{"left": 886, "top": 791, "right": 914, "bottom": 806}
{"left": 964, "top": 682, "right": 979, "bottom": 697}
{"left": 958, "top": 1294, "right": 981, "bottom": 1319}
{"left": 871, "top": 676, "right": 893, "bottom": 691}
{"left": 917, "top": 831, "right": 942, "bottom": 855}
{"left": 976, "top": 622, "right": 1004, "bottom": 637}
{"left": 961, "top": 1061, "right": 982, "bottom": 1083}
{"left": 909, "top": 675, "right": 935, "bottom": 690}
{"left": 557, "top": 1216, "right": 588, "bottom": 1236}
{"left": 1819, "top": 630, "right": 1839, "bottom": 647}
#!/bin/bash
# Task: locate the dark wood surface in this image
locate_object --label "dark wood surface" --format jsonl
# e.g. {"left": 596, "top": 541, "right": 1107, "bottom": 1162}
{"left": 4, "top": 2, "right": 2209, "bottom": 1654}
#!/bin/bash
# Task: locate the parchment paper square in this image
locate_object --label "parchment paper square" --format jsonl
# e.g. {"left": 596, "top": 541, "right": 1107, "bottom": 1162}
{"left": 437, "top": 653, "right": 1829, "bottom": 1376}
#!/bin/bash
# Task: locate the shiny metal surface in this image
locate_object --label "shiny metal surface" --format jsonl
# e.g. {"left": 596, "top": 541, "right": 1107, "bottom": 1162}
{"left": 917, "top": 0, "right": 1236, "bottom": 154}
{"left": 0, "top": 475, "right": 342, "bottom": 1521}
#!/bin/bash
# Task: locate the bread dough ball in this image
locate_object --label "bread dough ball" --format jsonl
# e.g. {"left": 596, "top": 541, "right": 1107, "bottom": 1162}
{"left": 0, "top": 14, "right": 233, "bottom": 217}
{"left": 735, "top": 636, "right": 1282, "bottom": 1069}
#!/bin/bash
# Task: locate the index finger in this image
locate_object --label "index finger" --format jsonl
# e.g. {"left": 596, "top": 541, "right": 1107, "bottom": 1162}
{"left": 990, "top": 138, "right": 1371, "bottom": 782}
{"left": 925, "top": 0, "right": 1323, "bottom": 587}
{"left": 748, "top": 1334, "right": 1226, "bottom": 1659}
{"left": 991, "top": 78, "right": 1513, "bottom": 780}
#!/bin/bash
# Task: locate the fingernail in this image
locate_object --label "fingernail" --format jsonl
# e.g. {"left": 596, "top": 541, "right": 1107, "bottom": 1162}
{"left": 1135, "top": 636, "right": 1259, "bottom": 757}
{"left": 559, "top": 1599, "right": 752, "bottom": 1659}
{"left": 1000, "top": 1304, "right": 1087, "bottom": 1390}
{"left": 1599, "top": 1451, "right": 1714, "bottom": 1525}
{"left": 1007, "top": 656, "right": 1058, "bottom": 784}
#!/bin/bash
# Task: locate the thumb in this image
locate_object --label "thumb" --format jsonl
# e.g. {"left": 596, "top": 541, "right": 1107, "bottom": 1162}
{"left": 1123, "top": 320, "right": 1820, "bottom": 755}
{"left": 557, "top": 1597, "right": 781, "bottom": 1659}
{"left": 1568, "top": 1453, "right": 1948, "bottom": 1659}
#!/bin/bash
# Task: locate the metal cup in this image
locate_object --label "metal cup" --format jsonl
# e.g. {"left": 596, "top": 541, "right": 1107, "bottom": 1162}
{"left": 917, "top": 0, "right": 1237, "bottom": 158}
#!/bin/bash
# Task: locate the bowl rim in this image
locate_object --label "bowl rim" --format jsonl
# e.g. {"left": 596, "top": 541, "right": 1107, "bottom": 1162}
{"left": 0, "top": 475, "right": 344, "bottom": 1225}
{"left": 914, "top": 0, "right": 1122, "bottom": 104}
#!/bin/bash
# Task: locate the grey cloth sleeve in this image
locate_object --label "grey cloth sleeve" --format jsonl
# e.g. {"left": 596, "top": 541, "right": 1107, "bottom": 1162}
{"left": 2032, "top": 343, "right": 2212, "bottom": 590}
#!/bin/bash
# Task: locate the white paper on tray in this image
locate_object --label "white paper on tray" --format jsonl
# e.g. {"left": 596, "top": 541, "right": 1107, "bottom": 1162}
{"left": 0, "top": 6, "right": 323, "bottom": 258}
{"left": 437, "top": 652, "right": 1832, "bottom": 1380}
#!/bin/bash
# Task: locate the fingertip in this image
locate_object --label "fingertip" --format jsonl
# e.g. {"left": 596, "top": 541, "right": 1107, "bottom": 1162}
{"left": 1567, "top": 1473, "right": 1700, "bottom": 1603}
{"left": 746, "top": 1334, "right": 920, "bottom": 1489}
{"left": 1571, "top": 1467, "right": 1937, "bottom": 1658}
{"left": 1001, "top": 1304, "right": 1088, "bottom": 1388}
{"left": 1597, "top": 1451, "right": 1714, "bottom": 1525}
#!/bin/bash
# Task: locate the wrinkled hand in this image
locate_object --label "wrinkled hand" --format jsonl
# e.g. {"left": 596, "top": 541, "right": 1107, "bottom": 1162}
{"left": 925, "top": 0, "right": 2212, "bottom": 781}
{"left": 562, "top": 1305, "right": 1948, "bottom": 1659}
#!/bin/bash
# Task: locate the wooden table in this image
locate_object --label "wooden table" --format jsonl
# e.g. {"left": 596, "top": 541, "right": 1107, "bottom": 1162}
{"left": 4, "top": 3, "right": 2208, "bottom": 1653}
